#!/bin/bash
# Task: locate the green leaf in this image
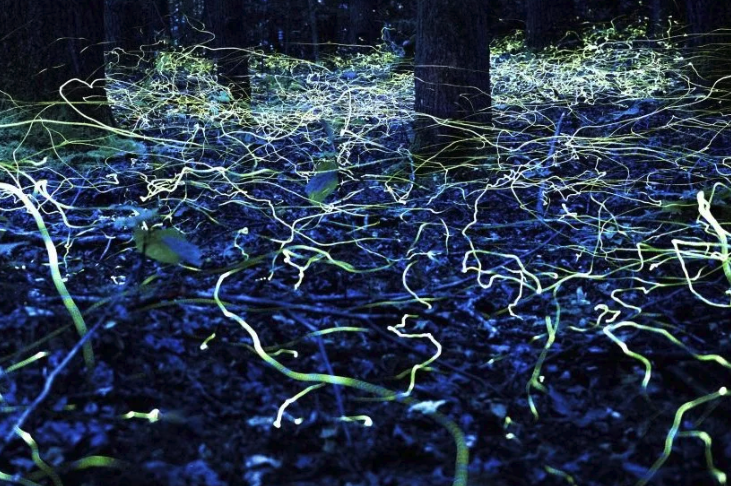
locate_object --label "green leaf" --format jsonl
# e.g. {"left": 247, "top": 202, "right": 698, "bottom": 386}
{"left": 210, "top": 91, "right": 231, "bottom": 103}
{"left": 134, "top": 228, "right": 202, "bottom": 266}
{"left": 306, "top": 160, "right": 339, "bottom": 204}
{"left": 659, "top": 201, "right": 694, "bottom": 215}
{"left": 320, "top": 119, "right": 335, "bottom": 147}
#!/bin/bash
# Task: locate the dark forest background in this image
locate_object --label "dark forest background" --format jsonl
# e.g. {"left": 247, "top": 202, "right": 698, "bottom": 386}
{"left": 2, "top": 2, "right": 731, "bottom": 486}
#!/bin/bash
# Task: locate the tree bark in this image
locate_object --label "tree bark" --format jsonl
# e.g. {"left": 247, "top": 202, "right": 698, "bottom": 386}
{"left": 685, "top": 0, "right": 731, "bottom": 102}
{"left": 525, "top": 0, "right": 575, "bottom": 50}
{"left": 349, "top": 0, "right": 379, "bottom": 45}
{"left": 412, "top": 0, "right": 491, "bottom": 165}
{"left": 307, "top": 0, "right": 320, "bottom": 60}
{"left": 105, "top": 0, "right": 170, "bottom": 73}
{"left": 0, "top": 0, "right": 113, "bottom": 125}
{"left": 105, "top": 0, "right": 169, "bottom": 51}
{"left": 172, "top": 0, "right": 206, "bottom": 46}
{"left": 202, "top": 0, "right": 251, "bottom": 102}
{"left": 648, "top": 0, "right": 672, "bottom": 38}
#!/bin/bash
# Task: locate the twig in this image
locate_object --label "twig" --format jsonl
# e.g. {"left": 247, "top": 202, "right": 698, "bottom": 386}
{"left": 287, "top": 311, "right": 353, "bottom": 446}
{"left": 537, "top": 110, "right": 565, "bottom": 219}
{"left": 0, "top": 320, "right": 103, "bottom": 454}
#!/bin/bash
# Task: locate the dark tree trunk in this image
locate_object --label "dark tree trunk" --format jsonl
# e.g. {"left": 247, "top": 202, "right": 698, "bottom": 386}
{"left": 0, "top": 0, "right": 113, "bottom": 125}
{"left": 203, "top": 0, "right": 251, "bottom": 101}
{"left": 525, "top": 0, "right": 575, "bottom": 50}
{"left": 685, "top": 0, "right": 731, "bottom": 102}
{"left": 105, "top": 0, "right": 170, "bottom": 72}
{"left": 618, "top": 0, "right": 645, "bottom": 18}
{"left": 105, "top": 0, "right": 169, "bottom": 51}
{"left": 648, "top": 0, "right": 673, "bottom": 38}
{"left": 307, "top": 0, "right": 320, "bottom": 60}
{"left": 349, "top": 0, "right": 379, "bottom": 45}
{"left": 648, "top": 0, "right": 687, "bottom": 39}
{"left": 284, "top": 0, "right": 293, "bottom": 55}
{"left": 318, "top": 8, "right": 340, "bottom": 57}
{"left": 412, "top": 0, "right": 491, "bottom": 165}
{"left": 169, "top": 0, "right": 206, "bottom": 46}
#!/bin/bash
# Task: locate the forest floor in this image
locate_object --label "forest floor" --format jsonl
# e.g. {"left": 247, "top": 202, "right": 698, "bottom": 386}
{"left": 1, "top": 24, "right": 731, "bottom": 486}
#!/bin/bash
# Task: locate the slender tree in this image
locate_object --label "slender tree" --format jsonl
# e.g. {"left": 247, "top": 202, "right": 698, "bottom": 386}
{"left": 412, "top": 0, "right": 491, "bottom": 164}
{"left": 202, "top": 0, "right": 251, "bottom": 101}
{"left": 170, "top": 0, "right": 206, "bottom": 46}
{"left": 307, "top": 0, "right": 320, "bottom": 60}
{"left": 317, "top": 1, "right": 341, "bottom": 53}
{"left": 349, "top": 0, "right": 379, "bottom": 45}
{"left": 648, "top": 0, "right": 674, "bottom": 39}
{"left": 685, "top": 0, "right": 731, "bottom": 101}
{"left": 105, "top": 0, "right": 169, "bottom": 52}
{"left": 525, "top": 0, "right": 575, "bottom": 50}
{"left": 0, "top": 0, "right": 113, "bottom": 125}
{"left": 105, "top": 0, "right": 170, "bottom": 73}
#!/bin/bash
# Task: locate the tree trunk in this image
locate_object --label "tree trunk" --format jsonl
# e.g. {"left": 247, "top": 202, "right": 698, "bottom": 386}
{"left": 307, "top": 0, "right": 320, "bottom": 61}
{"left": 412, "top": 0, "right": 491, "bottom": 166}
{"left": 172, "top": 0, "right": 206, "bottom": 46}
{"left": 525, "top": 0, "right": 575, "bottom": 50}
{"left": 105, "top": 0, "right": 169, "bottom": 50}
{"left": 318, "top": 7, "right": 340, "bottom": 56}
{"left": 648, "top": 0, "right": 672, "bottom": 38}
{"left": 105, "top": 0, "right": 170, "bottom": 73}
{"left": 685, "top": 0, "right": 731, "bottom": 103}
{"left": 203, "top": 0, "right": 251, "bottom": 102}
{"left": 619, "top": 0, "right": 644, "bottom": 18}
{"left": 0, "top": 0, "right": 113, "bottom": 126}
{"left": 349, "top": 0, "right": 379, "bottom": 45}
{"left": 284, "top": 0, "right": 292, "bottom": 55}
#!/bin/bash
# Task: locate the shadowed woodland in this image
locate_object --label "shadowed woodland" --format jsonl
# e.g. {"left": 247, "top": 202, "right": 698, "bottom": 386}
{"left": 1, "top": 0, "right": 731, "bottom": 485}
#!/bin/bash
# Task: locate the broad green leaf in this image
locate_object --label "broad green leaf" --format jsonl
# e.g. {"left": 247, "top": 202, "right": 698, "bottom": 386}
{"left": 659, "top": 201, "right": 693, "bottom": 214}
{"left": 210, "top": 91, "right": 231, "bottom": 103}
{"left": 306, "top": 160, "right": 339, "bottom": 204}
{"left": 134, "top": 228, "right": 202, "bottom": 266}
